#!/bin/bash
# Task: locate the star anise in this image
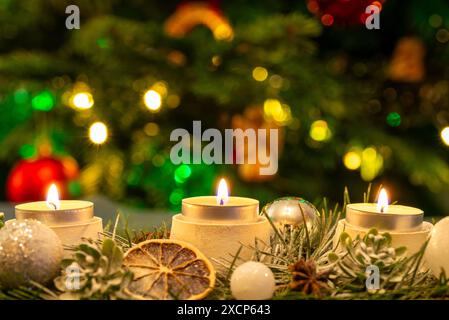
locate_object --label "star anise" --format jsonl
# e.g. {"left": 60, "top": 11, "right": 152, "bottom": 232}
{"left": 289, "top": 259, "right": 329, "bottom": 297}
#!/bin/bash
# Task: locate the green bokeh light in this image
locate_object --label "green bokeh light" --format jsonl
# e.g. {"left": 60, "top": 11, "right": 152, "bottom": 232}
{"left": 174, "top": 164, "right": 192, "bottom": 183}
{"left": 32, "top": 90, "right": 55, "bottom": 111}
{"left": 387, "top": 112, "right": 401, "bottom": 127}
{"left": 169, "top": 188, "right": 184, "bottom": 205}
{"left": 19, "top": 144, "right": 37, "bottom": 159}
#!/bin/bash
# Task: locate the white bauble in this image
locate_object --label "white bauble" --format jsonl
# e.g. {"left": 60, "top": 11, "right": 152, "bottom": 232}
{"left": 425, "top": 217, "right": 449, "bottom": 277}
{"left": 230, "top": 261, "right": 275, "bottom": 300}
{"left": 0, "top": 220, "right": 63, "bottom": 288}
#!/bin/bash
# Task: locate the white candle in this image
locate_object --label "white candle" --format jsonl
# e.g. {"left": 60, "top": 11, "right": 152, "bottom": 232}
{"left": 334, "top": 188, "right": 432, "bottom": 255}
{"left": 13, "top": 184, "right": 102, "bottom": 247}
{"left": 170, "top": 178, "right": 271, "bottom": 267}
{"left": 181, "top": 178, "right": 259, "bottom": 222}
{"left": 345, "top": 188, "right": 423, "bottom": 232}
{"left": 15, "top": 184, "right": 94, "bottom": 225}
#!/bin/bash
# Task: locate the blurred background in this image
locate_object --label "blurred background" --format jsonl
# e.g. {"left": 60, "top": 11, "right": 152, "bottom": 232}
{"left": 1, "top": 0, "right": 449, "bottom": 216}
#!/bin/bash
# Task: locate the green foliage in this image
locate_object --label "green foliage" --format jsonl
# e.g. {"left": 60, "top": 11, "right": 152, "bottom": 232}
{"left": 53, "top": 239, "right": 133, "bottom": 300}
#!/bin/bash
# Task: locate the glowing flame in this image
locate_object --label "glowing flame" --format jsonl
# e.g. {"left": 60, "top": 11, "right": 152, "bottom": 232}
{"left": 46, "top": 184, "right": 61, "bottom": 210}
{"left": 377, "top": 188, "right": 389, "bottom": 213}
{"left": 216, "top": 178, "right": 229, "bottom": 205}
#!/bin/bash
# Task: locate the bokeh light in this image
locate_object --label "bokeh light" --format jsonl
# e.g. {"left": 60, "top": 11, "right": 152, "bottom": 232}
{"left": 252, "top": 67, "right": 268, "bottom": 81}
{"left": 387, "top": 112, "right": 401, "bottom": 127}
{"left": 32, "top": 90, "right": 54, "bottom": 111}
{"left": 144, "top": 89, "right": 162, "bottom": 111}
{"left": 89, "top": 122, "right": 108, "bottom": 144}
{"left": 174, "top": 164, "right": 192, "bottom": 183}
{"left": 72, "top": 92, "right": 94, "bottom": 110}
{"left": 310, "top": 120, "right": 332, "bottom": 142}
{"left": 360, "top": 147, "right": 383, "bottom": 181}
{"left": 144, "top": 122, "right": 160, "bottom": 136}
{"left": 441, "top": 127, "right": 449, "bottom": 146}
{"left": 343, "top": 151, "right": 362, "bottom": 170}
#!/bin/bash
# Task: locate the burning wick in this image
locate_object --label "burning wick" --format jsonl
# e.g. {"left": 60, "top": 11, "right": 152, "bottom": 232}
{"left": 377, "top": 188, "right": 389, "bottom": 213}
{"left": 46, "top": 184, "right": 61, "bottom": 211}
{"left": 217, "top": 178, "right": 229, "bottom": 206}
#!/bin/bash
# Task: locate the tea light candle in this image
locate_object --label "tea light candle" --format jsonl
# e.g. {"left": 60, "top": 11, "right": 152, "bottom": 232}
{"left": 346, "top": 189, "right": 423, "bottom": 232}
{"left": 10, "top": 184, "right": 103, "bottom": 248}
{"left": 334, "top": 188, "right": 432, "bottom": 255}
{"left": 170, "top": 179, "right": 271, "bottom": 267}
{"left": 182, "top": 179, "right": 259, "bottom": 222}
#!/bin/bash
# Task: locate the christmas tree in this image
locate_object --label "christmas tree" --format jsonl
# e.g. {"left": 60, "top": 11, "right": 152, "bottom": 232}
{"left": 1, "top": 0, "right": 449, "bottom": 215}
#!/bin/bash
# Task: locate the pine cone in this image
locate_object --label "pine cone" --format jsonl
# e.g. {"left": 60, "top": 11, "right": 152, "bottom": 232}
{"left": 289, "top": 259, "right": 329, "bottom": 297}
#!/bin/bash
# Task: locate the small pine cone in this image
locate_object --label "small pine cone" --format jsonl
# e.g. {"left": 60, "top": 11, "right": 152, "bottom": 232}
{"left": 289, "top": 259, "right": 329, "bottom": 297}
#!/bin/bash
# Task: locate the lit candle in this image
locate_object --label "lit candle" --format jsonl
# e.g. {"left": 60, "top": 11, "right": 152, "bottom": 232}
{"left": 170, "top": 178, "right": 271, "bottom": 267}
{"left": 15, "top": 184, "right": 94, "bottom": 225}
{"left": 345, "top": 188, "right": 423, "bottom": 232}
{"left": 12, "top": 183, "right": 103, "bottom": 248}
{"left": 334, "top": 187, "right": 433, "bottom": 255}
{"left": 181, "top": 178, "right": 259, "bottom": 223}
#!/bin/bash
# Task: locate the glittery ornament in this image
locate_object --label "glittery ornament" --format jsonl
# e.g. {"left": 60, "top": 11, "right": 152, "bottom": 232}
{"left": 262, "top": 197, "right": 318, "bottom": 226}
{"left": 425, "top": 217, "right": 449, "bottom": 277}
{"left": 230, "top": 261, "right": 275, "bottom": 300}
{"left": 0, "top": 220, "right": 63, "bottom": 288}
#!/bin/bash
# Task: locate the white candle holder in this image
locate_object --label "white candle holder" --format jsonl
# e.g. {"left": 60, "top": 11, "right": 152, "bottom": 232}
{"left": 170, "top": 196, "right": 272, "bottom": 268}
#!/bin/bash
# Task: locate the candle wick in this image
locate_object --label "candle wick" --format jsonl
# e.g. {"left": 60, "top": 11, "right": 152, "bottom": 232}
{"left": 380, "top": 206, "right": 384, "bottom": 213}
{"left": 49, "top": 202, "right": 57, "bottom": 210}
{"left": 220, "top": 199, "right": 224, "bottom": 206}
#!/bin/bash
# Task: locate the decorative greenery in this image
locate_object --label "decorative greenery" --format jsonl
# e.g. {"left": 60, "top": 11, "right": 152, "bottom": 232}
{"left": 1, "top": 188, "right": 449, "bottom": 300}
{"left": 53, "top": 239, "right": 133, "bottom": 300}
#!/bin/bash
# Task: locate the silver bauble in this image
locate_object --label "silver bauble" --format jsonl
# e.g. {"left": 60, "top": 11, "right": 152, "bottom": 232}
{"left": 262, "top": 197, "right": 318, "bottom": 226}
{"left": 0, "top": 219, "right": 63, "bottom": 288}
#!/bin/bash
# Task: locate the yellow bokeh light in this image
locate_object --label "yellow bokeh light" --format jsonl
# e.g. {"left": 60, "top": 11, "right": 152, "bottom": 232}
{"left": 264, "top": 99, "right": 282, "bottom": 117}
{"left": 212, "top": 55, "right": 222, "bottom": 66}
{"left": 343, "top": 151, "right": 362, "bottom": 170}
{"left": 360, "top": 146, "right": 383, "bottom": 181}
{"left": 144, "top": 90, "right": 162, "bottom": 111}
{"left": 213, "top": 23, "right": 234, "bottom": 41}
{"left": 310, "top": 120, "right": 331, "bottom": 142}
{"left": 252, "top": 67, "right": 268, "bottom": 82}
{"left": 89, "top": 122, "right": 108, "bottom": 144}
{"left": 71, "top": 92, "right": 94, "bottom": 110}
{"left": 167, "top": 94, "right": 180, "bottom": 108}
{"left": 151, "top": 81, "right": 168, "bottom": 97}
{"left": 144, "top": 122, "right": 160, "bottom": 136}
{"left": 362, "top": 147, "right": 377, "bottom": 161}
{"left": 441, "top": 127, "right": 449, "bottom": 146}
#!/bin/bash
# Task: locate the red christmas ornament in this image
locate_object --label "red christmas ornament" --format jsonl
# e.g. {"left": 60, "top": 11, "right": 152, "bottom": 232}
{"left": 307, "top": 0, "right": 385, "bottom": 26}
{"left": 6, "top": 156, "right": 79, "bottom": 203}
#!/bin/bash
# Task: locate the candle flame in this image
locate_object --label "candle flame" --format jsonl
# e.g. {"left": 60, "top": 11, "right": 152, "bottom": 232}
{"left": 377, "top": 188, "right": 389, "bottom": 213}
{"left": 46, "top": 184, "right": 61, "bottom": 210}
{"left": 216, "top": 178, "right": 229, "bottom": 205}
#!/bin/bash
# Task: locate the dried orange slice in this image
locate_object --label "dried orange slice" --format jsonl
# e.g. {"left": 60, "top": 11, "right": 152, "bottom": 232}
{"left": 123, "top": 239, "right": 215, "bottom": 300}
